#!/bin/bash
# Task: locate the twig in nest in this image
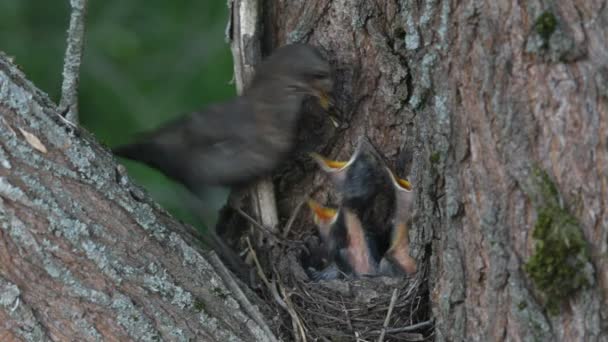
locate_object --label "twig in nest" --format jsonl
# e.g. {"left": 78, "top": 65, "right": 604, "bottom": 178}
{"left": 384, "top": 319, "right": 434, "bottom": 334}
{"left": 274, "top": 265, "right": 308, "bottom": 342}
{"left": 377, "top": 288, "right": 399, "bottom": 342}
{"left": 245, "top": 237, "right": 289, "bottom": 312}
{"left": 235, "top": 207, "right": 304, "bottom": 247}
{"left": 245, "top": 237, "right": 272, "bottom": 288}
{"left": 355, "top": 331, "right": 370, "bottom": 342}
{"left": 279, "top": 283, "right": 307, "bottom": 342}
{"left": 283, "top": 185, "right": 325, "bottom": 239}
{"left": 269, "top": 280, "right": 288, "bottom": 311}
{"left": 237, "top": 207, "right": 283, "bottom": 245}
{"left": 236, "top": 207, "right": 271, "bottom": 234}
{"left": 282, "top": 263, "right": 430, "bottom": 341}
{"left": 341, "top": 298, "right": 354, "bottom": 332}
{"left": 370, "top": 318, "right": 434, "bottom": 335}
{"left": 282, "top": 198, "right": 305, "bottom": 238}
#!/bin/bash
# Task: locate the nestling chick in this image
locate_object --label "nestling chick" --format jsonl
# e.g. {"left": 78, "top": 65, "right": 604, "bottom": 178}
{"left": 307, "top": 200, "right": 379, "bottom": 280}
{"left": 307, "top": 199, "right": 340, "bottom": 260}
{"left": 310, "top": 137, "right": 386, "bottom": 207}
{"left": 310, "top": 136, "right": 395, "bottom": 255}
{"left": 379, "top": 167, "right": 417, "bottom": 276}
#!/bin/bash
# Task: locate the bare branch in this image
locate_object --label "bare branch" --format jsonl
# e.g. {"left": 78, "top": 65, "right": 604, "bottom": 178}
{"left": 59, "top": 0, "right": 88, "bottom": 124}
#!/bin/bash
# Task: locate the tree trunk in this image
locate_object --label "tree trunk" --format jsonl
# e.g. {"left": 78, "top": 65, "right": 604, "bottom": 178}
{"left": 0, "top": 56, "right": 278, "bottom": 341}
{"left": 260, "top": 0, "right": 607, "bottom": 340}
{"left": 2, "top": 0, "right": 607, "bottom": 340}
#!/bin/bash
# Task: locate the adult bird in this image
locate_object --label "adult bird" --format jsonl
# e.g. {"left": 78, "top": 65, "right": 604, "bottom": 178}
{"left": 113, "top": 43, "right": 333, "bottom": 194}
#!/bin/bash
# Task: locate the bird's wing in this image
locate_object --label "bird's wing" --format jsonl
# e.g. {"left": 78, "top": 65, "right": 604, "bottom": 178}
{"left": 113, "top": 98, "right": 258, "bottom": 188}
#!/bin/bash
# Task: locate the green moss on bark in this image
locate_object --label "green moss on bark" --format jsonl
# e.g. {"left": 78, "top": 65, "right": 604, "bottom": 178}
{"left": 524, "top": 167, "right": 592, "bottom": 315}
{"left": 534, "top": 11, "right": 557, "bottom": 42}
{"left": 430, "top": 151, "right": 441, "bottom": 164}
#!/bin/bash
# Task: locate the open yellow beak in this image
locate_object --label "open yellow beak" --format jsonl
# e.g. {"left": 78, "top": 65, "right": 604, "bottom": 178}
{"left": 386, "top": 167, "right": 413, "bottom": 191}
{"left": 308, "top": 152, "right": 348, "bottom": 170}
{"left": 307, "top": 199, "right": 337, "bottom": 222}
{"left": 396, "top": 177, "right": 412, "bottom": 191}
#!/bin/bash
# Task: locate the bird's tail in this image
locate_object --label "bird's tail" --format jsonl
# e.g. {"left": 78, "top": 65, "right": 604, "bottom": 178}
{"left": 112, "top": 141, "right": 160, "bottom": 168}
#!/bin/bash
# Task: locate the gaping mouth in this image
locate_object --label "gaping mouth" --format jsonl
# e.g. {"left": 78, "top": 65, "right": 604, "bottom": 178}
{"left": 309, "top": 152, "right": 351, "bottom": 172}
{"left": 307, "top": 199, "right": 337, "bottom": 223}
{"left": 396, "top": 177, "right": 412, "bottom": 191}
{"left": 386, "top": 167, "right": 413, "bottom": 191}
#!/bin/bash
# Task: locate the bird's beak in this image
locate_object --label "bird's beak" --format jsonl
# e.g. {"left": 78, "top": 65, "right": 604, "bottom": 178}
{"left": 386, "top": 167, "right": 412, "bottom": 191}
{"left": 312, "top": 86, "right": 343, "bottom": 128}
{"left": 307, "top": 199, "right": 337, "bottom": 223}
{"left": 396, "top": 177, "right": 412, "bottom": 191}
{"left": 386, "top": 166, "right": 415, "bottom": 234}
{"left": 308, "top": 152, "right": 348, "bottom": 171}
{"left": 317, "top": 91, "right": 333, "bottom": 111}
{"left": 310, "top": 77, "right": 334, "bottom": 110}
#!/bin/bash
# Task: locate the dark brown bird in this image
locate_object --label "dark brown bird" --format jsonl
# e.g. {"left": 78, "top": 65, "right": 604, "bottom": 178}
{"left": 113, "top": 44, "right": 333, "bottom": 192}
{"left": 379, "top": 167, "right": 417, "bottom": 276}
{"left": 307, "top": 200, "right": 379, "bottom": 280}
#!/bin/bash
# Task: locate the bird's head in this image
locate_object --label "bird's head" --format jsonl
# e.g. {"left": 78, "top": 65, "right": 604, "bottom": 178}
{"left": 252, "top": 44, "right": 334, "bottom": 110}
{"left": 308, "top": 137, "right": 378, "bottom": 179}
{"left": 386, "top": 167, "right": 413, "bottom": 192}
{"left": 308, "top": 152, "right": 350, "bottom": 173}
{"left": 385, "top": 167, "right": 414, "bottom": 224}
{"left": 307, "top": 199, "right": 338, "bottom": 241}
{"left": 310, "top": 137, "right": 386, "bottom": 204}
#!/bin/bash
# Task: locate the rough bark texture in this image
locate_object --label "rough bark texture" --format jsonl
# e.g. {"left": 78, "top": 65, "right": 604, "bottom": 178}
{"left": 260, "top": 0, "right": 608, "bottom": 341}
{"left": 0, "top": 55, "right": 278, "bottom": 341}
{"left": 2, "top": 0, "right": 608, "bottom": 340}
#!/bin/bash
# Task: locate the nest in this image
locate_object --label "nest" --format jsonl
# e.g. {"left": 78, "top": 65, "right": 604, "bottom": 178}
{"left": 242, "top": 227, "right": 433, "bottom": 342}
{"left": 225, "top": 137, "right": 434, "bottom": 341}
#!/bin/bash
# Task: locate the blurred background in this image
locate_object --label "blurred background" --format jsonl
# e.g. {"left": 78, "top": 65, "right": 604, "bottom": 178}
{"left": 0, "top": 0, "right": 235, "bottom": 230}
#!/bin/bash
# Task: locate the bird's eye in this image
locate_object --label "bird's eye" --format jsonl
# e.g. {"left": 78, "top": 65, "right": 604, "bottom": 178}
{"left": 311, "top": 71, "right": 329, "bottom": 79}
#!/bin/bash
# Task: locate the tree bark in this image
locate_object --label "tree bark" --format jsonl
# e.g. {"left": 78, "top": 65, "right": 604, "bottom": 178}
{"left": 0, "top": 55, "right": 278, "bottom": 341}
{"left": 260, "top": 0, "right": 607, "bottom": 341}
{"left": 2, "top": 0, "right": 608, "bottom": 340}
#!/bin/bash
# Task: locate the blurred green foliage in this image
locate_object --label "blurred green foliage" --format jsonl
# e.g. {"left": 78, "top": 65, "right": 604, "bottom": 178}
{"left": 1, "top": 0, "right": 235, "bottom": 230}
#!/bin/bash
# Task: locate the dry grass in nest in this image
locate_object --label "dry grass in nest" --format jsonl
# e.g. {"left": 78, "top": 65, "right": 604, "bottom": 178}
{"left": 287, "top": 270, "right": 432, "bottom": 341}
{"left": 245, "top": 231, "right": 433, "bottom": 342}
